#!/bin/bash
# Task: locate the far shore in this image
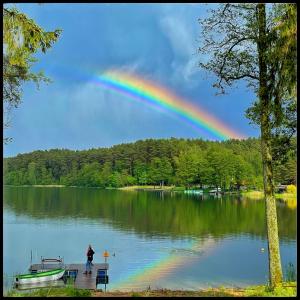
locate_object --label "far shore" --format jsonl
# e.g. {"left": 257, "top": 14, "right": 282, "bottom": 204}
{"left": 32, "top": 184, "right": 66, "bottom": 187}
{"left": 118, "top": 185, "right": 174, "bottom": 191}
{"left": 4, "top": 184, "right": 297, "bottom": 202}
{"left": 4, "top": 184, "right": 66, "bottom": 188}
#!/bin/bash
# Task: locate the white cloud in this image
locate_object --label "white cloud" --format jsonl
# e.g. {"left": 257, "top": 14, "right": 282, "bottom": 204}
{"left": 113, "top": 60, "right": 144, "bottom": 74}
{"left": 170, "top": 54, "right": 199, "bottom": 85}
{"left": 160, "top": 16, "right": 194, "bottom": 57}
{"left": 159, "top": 11, "right": 200, "bottom": 86}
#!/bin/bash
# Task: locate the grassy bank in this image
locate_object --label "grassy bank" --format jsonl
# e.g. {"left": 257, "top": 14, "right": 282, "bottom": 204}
{"left": 118, "top": 185, "right": 175, "bottom": 191}
{"left": 242, "top": 190, "right": 296, "bottom": 201}
{"left": 5, "top": 184, "right": 66, "bottom": 188}
{"left": 275, "top": 193, "right": 297, "bottom": 200}
{"left": 241, "top": 190, "right": 264, "bottom": 199}
{"left": 32, "top": 184, "right": 66, "bottom": 187}
{"left": 5, "top": 282, "right": 297, "bottom": 297}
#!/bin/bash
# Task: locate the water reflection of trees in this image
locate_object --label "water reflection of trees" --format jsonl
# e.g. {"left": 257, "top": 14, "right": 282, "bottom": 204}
{"left": 4, "top": 187, "right": 296, "bottom": 240}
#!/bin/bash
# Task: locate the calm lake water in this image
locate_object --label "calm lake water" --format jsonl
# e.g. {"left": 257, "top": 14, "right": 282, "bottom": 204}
{"left": 3, "top": 186, "right": 296, "bottom": 292}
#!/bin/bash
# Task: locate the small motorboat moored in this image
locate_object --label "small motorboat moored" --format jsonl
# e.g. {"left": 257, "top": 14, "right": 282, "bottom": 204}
{"left": 15, "top": 268, "right": 65, "bottom": 285}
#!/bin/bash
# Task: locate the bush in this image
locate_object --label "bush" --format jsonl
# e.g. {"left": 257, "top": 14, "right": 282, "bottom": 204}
{"left": 286, "top": 184, "right": 297, "bottom": 194}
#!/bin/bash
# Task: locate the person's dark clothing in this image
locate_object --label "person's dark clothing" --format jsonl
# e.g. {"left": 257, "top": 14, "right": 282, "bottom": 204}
{"left": 87, "top": 248, "right": 95, "bottom": 262}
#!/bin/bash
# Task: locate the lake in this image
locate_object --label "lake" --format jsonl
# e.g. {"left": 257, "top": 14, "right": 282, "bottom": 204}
{"left": 3, "top": 186, "right": 296, "bottom": 292}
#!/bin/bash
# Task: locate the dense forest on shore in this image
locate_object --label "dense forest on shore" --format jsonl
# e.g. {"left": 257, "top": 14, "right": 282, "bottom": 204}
{"left": 3, "top": 138, "right": 296, "bottom": 189}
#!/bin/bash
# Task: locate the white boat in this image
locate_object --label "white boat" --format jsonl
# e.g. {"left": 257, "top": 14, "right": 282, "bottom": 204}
{"left": 15, "top": 268, "right": 65, "bottom": 285}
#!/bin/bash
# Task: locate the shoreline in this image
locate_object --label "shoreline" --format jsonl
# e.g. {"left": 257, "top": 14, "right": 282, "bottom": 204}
{"left": 4, "top": 184, "right": 66, "bottom": 188}
{"left": 241, "top": 190, "right": 297, "bottom": 201}
{"left": 4, "top": 185, "right": 297, "bottom": 198}
{"left": 5, "top": 282, "right": 297, "bottom": 297}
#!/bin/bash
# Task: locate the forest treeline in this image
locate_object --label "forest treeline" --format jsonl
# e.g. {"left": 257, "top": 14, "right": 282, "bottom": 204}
{"left": 3, "top": 138, "right": 296, "bottom": 189}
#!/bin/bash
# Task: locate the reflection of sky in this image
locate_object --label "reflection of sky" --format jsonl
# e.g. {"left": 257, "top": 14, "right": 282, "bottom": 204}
{"left": 4, "top": 208, "right": 297, "bottom": 292}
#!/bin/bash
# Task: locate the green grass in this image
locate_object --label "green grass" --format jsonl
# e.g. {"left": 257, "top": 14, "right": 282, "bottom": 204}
{"left": 6, "top": 286, "right": 92, "bottom": 297}
{"left": 275, "top": 193, "right": 297, "bottom": 200}
{"left": 170, "top": 186, "right": 185, "bottom": 191}
{"left": 6, "top": 282, "right": 297, "bottom": 297}
{"left": 241, "top": 189, "right": 297, "bottom": 203}
{"left": 244, "top": 282, "right": 297, "bottom": 297}
{"left": 241, "top": 190, "right": 264, "bottom": 199}
{"left": 119, "top": 185, "right": 174, "bottom": 191}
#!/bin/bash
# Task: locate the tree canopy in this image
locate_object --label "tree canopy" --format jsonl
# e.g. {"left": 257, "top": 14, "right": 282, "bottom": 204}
{"left": 4, "top": 138, "right": 296, "bottom": 189}
{"left": 3, "top": 6, "right": 62, "bottom": 143}
{"left": 198, "top": 3, "right": 296, "bottom": 286}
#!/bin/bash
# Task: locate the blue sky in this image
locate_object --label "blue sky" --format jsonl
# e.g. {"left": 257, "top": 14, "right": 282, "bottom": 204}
{"left": 4, "top": 3, "right": 259, "bottom": 157}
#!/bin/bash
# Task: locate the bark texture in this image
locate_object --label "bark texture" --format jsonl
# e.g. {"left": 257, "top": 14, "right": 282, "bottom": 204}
{"left": 257, "top": 3, "right": 283, "bottom": 287}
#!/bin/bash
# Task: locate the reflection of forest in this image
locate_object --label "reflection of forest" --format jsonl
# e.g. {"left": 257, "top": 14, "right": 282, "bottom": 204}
{"left": 4, "top": 187, "right": 296, "bottom": 241}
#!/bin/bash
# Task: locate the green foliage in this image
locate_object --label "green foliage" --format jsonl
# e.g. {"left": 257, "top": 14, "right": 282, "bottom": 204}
{"left": 271, "top": 4, "right": 297, "bottom": 102}
{"left": 198, "top": 4, "right": 296, "bottom": 286}
{"left": 286, "top": 185, "right": 296, "bottom": 195}
{"left": 274, "top": 154, "right": 297, "bottom": 185}
{"left": 244, "top": 282, "right": 296, "bottom": 297}
{"left": 134, "top": 161, "right": 149, "bottom": 185}
{"left": 148, "top": 157, "right": 172, "bottom": 187}
{"left": 27, "top": 162, "right": 37, "bottom": 185}
{"left": 174, "top": 147, "right": 205, "bottom": 188}
{"left": 3, "top": 7, "right": 61, "bottom": 66}
{"left": 199, "top": 4, "right": 296, "bottom": 160}
{"left": 3, "top": 6, "right": 62, "bottom": 142}
{"left": 3, "top": 138, "right": 295, "bottom": 189}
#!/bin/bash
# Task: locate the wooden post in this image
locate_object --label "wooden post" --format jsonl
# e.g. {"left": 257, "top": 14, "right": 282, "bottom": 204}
{"left": 103, "top": 250, "right": 109, "bottom": 292}
{"left": 105, "top": 269, "right": 107, "bottom": 292}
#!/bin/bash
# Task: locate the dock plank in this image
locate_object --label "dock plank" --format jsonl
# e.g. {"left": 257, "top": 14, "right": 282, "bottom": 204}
{"left": 74, "top": 264, "right": 97, "bottom": 290}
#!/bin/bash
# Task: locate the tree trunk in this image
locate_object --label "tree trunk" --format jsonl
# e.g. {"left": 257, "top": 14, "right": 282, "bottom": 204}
{"left": 257, "top": 3, "right": 283, "bottom": 287}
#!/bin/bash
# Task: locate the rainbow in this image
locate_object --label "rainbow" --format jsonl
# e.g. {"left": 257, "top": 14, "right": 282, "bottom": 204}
{"left": 95, "top": 70, "right": 245, "bottom": 140}
{"left": 109, "top": 237, "right": 217, "bottom": 291}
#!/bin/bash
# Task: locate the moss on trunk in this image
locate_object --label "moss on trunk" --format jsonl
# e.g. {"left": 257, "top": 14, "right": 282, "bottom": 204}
{"left": 257, "top": 3, "right": 283, "bottom": 287}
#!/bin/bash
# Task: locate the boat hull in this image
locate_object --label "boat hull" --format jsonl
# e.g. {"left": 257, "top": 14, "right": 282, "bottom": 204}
{"left": 16, "top": 269, "right": 65, "bottom": 285}
{"left": 15, "top": 278, "right": 66, "bottom": 290}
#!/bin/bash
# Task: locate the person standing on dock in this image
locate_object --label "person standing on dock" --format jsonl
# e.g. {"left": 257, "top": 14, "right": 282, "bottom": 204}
{"left": 84, "top": 245, "right": 95, "bottom": 274}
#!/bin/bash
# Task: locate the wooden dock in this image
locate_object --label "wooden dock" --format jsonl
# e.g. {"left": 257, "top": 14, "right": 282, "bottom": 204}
{"left": 30, "top": 263, "right": 109, "bottom": 290}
